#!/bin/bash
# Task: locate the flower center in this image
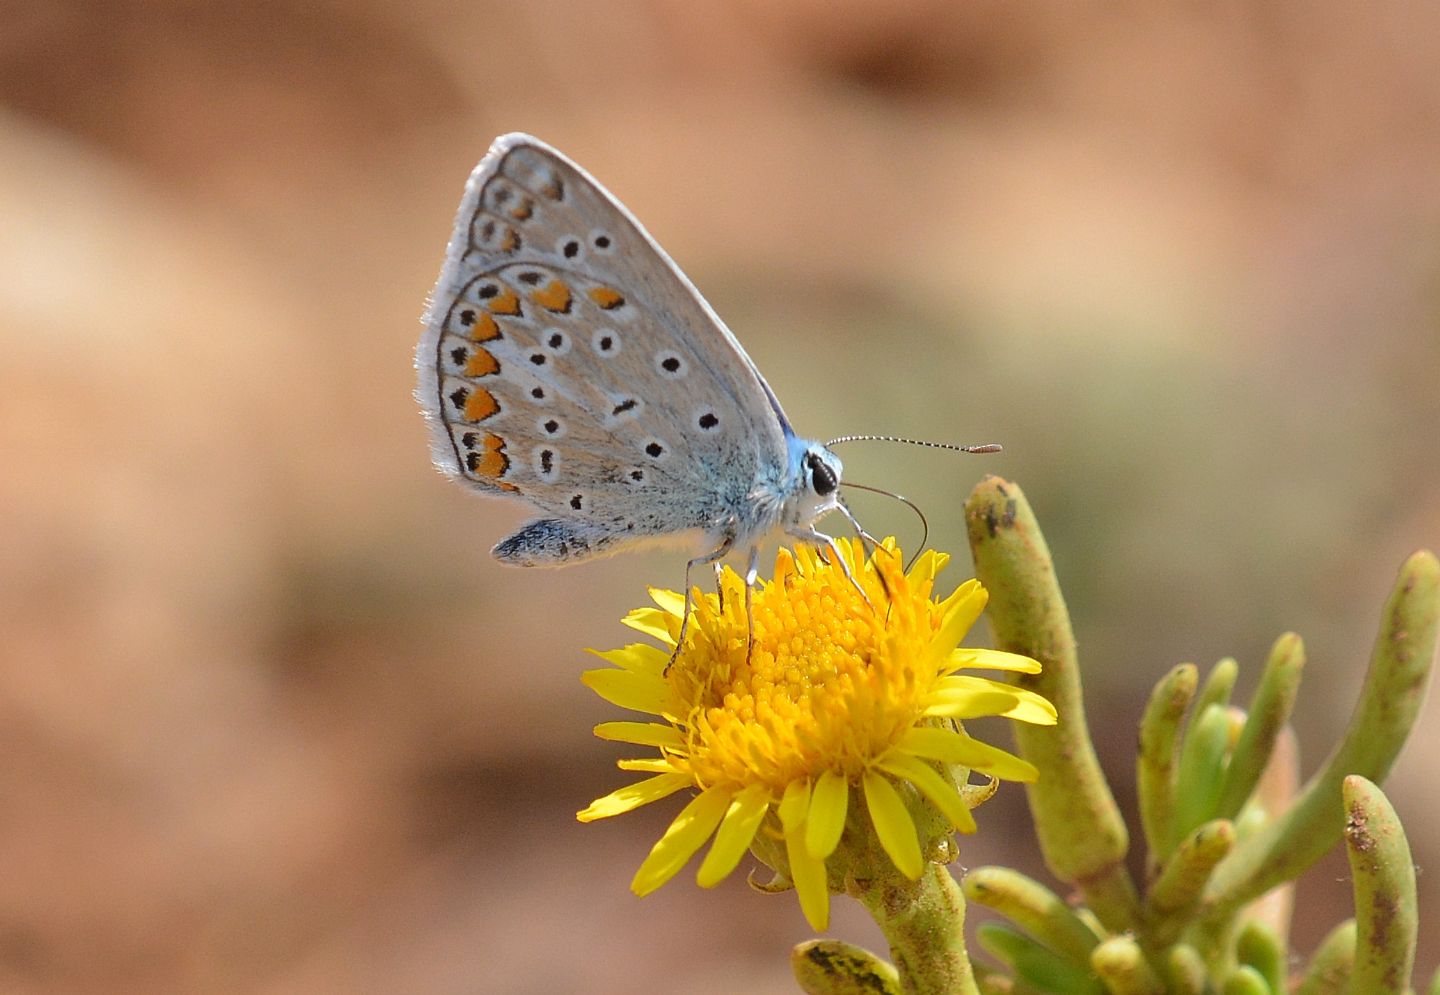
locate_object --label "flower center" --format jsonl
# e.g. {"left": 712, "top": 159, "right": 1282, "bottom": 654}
{"left": 670, "top": 547, "right": 943, "bottom": 795}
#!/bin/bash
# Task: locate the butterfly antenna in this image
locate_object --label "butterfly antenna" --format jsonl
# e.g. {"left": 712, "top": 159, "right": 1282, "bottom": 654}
{"left": 827, "top": 434, "right": 1003, "bottom": 455}
{"left": 840, "top": 480, "right": 930, "bottom": 572}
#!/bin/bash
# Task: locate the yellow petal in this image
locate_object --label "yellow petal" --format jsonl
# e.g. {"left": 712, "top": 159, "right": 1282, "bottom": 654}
{"left": 581, "top": 668, "right": 674, "bottom": 716}
{"left": 805, "top": 769, "right": 849, "bottom": 860}
{"left": 630, "top": 786, "right": 732, "bottom": 896}
{"left": 647, "top": 587, "right": 686, "bottom": 616}
{"left": 877, "top": 752, "right": 977, "bottom": 834}
{"left": 697, "top": 785, "right": 771, "bottom": 888}
{"left": 939, "top": 675, "right": 1057, "bottom": 725}
{"left": 586, "top": 643, "right": 670, "bottom": 673}
{"left": 862, "top": 770, "right": 923, "bottom": 880}
{"left": 923, "top": 687, "right": 1023, "bottom": 719}
{"left": 899, "top": 727, "right": 1040, "bottom": 783}
{"left": 779, "top": 778, "right": 811, "bottom": 833}
{"left": 906, "top": 549, "right": 950, "bottom": 585}
{"left": 937, "top": 579, "right": 985, "bottom": 622}
{"left": 578, "top": 772, "right": 691, "bottom": 822}
{"left": 785, "top": 822, "right": 831, "bottom": 931}
{"left": 617, "top": 758, "right": 682, "bottom": 774}
{"left": 621, "top": 607, "right": 679, "bottom": 645}
{"left": 946, "top": 647, "right": 1043, "bottom": 674}
{"left": 923, "top": 585, "right": 987, "bottom": 665}
{"left": 593, "top": 721, "right": 686, "bottom": 748}
{"left": 1004, "top": 692, "right": 1058, "bottom": 725}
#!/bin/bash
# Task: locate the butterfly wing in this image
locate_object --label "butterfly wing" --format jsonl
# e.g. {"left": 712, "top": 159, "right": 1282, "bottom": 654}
{"left": 416, "top": 134, "right": 795, "bottom": 560}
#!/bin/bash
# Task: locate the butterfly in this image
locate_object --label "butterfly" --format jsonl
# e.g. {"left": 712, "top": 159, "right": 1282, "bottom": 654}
{"left": 415, "top": 134, "right": 995, "bottom": 628}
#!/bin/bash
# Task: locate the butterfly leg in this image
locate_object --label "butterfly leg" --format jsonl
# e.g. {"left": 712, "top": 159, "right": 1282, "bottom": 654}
{"left": 835, "top": 499, "right": 884, "bottom": 559}
{"left": 667, "top": 534, "right": 736, "bottom": 673}
{"left": 743, "top": 544, "right": 760, "bottom": 663}
{"left": 832, "top": 500, "right": 898, "bottom": 605}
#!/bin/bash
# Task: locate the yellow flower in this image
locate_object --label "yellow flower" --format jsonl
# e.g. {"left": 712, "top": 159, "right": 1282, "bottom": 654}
{"left": 578, "top": 539, "right": 1055, "bottom": 930}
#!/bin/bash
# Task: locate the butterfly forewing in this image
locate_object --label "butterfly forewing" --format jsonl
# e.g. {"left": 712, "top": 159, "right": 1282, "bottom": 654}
{"left": 418, "top": 134, "right": 793, "bottom": 550}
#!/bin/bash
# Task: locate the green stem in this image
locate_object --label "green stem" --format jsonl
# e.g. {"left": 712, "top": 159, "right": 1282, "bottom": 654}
{"left": 1343, "top": 775, "right": 1418, "bottom": 995}
{"left": 1234, "top": 919, "right": 1286, "bottom": 994}
{"left": 977, "top": 922, "right": 1105, "bottom": 994}
{"left": 1091, "top": 936, "right": 1165, "bottom": 994}
{"left": 1146, "top": 819, "right": 1235, "bottom": 946}
{"left": 1137, "top": 663, "right": 1198, "bottom": 872}
{"left": 1170, "top": 705, "right": 1232, "bottom": 847}
{"left": 1193, "top": 657, "right": 1238, "bottom": 721}
{"left": 1221, "top": 965, "right": 1268, "bottom": 995}
{"left": 1214, "top": 633, "right": 1305, "bottom": 820}
{"left": 854, "top": 864, "right": 978, "bottom": 995}
{"left": 1162, "top": 945, "right": 1208, "bottom": 994}
{"left": 961, "top": 866, "right": 1101, "bottom": 966}
{"left": 965, "top": 477, "right": 1138, "bottom": 933}
{"left": 1201, "top": 550, "right": 1439, "bottom": 918}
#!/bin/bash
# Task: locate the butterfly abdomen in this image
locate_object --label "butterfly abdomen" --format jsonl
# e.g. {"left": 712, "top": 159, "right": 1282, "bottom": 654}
{"left": 492, "top": 517, "right": 624, "bottom": 566}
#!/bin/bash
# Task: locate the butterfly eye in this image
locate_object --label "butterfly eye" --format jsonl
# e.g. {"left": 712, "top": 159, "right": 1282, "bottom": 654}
{"left": 807, "top": 452, "right": 839, "bottom": 496}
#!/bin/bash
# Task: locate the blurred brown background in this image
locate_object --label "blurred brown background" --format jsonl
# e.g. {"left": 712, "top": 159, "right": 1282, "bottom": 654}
{"left": 3, "top": 2, "right": 1438, "bottom": 992}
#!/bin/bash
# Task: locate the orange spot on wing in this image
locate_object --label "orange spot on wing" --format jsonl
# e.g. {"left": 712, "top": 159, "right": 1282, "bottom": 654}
{"left": 468, "top": 433, "right": 510, "bottom": 479}
{"left": 469, "top": 312, "right": 501, "bottom": 342}
{"left": 588, "top": 286, "right": 626, "bottom": 310}
{"left": 532, "top": 280, "right": 572, "bottom": 312}
{"left": 498, "top": 228, "right": 520, "bottom": 252}
{"left": 464, "top": 348, "right": 500, "bottom": 378}
{"left": 463, "top": 388, "right": 500, "bottom": 422}
{"left": 511, "top": 199, "right": 534, "bottom": 221}
{"left": 488, "top": 289, "right": 522, "bottom": 315}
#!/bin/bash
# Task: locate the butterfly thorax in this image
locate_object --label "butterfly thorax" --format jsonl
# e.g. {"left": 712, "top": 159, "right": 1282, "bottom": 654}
{"left": 711, "top": 436, "right": 835, "bottom": 552}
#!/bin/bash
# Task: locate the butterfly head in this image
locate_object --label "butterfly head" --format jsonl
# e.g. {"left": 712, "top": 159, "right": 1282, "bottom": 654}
{"left": 789, "top": 442, "right": 844, "bottom": 527}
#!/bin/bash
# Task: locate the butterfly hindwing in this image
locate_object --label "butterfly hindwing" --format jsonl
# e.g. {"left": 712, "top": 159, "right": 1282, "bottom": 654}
{"left": 418, "top": 134, "right": 796, "bottom": 558}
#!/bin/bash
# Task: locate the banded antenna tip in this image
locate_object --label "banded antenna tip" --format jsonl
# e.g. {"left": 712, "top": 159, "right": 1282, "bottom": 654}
{"left": 825, "top": 435, "right": 1003, "bottom": 455}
